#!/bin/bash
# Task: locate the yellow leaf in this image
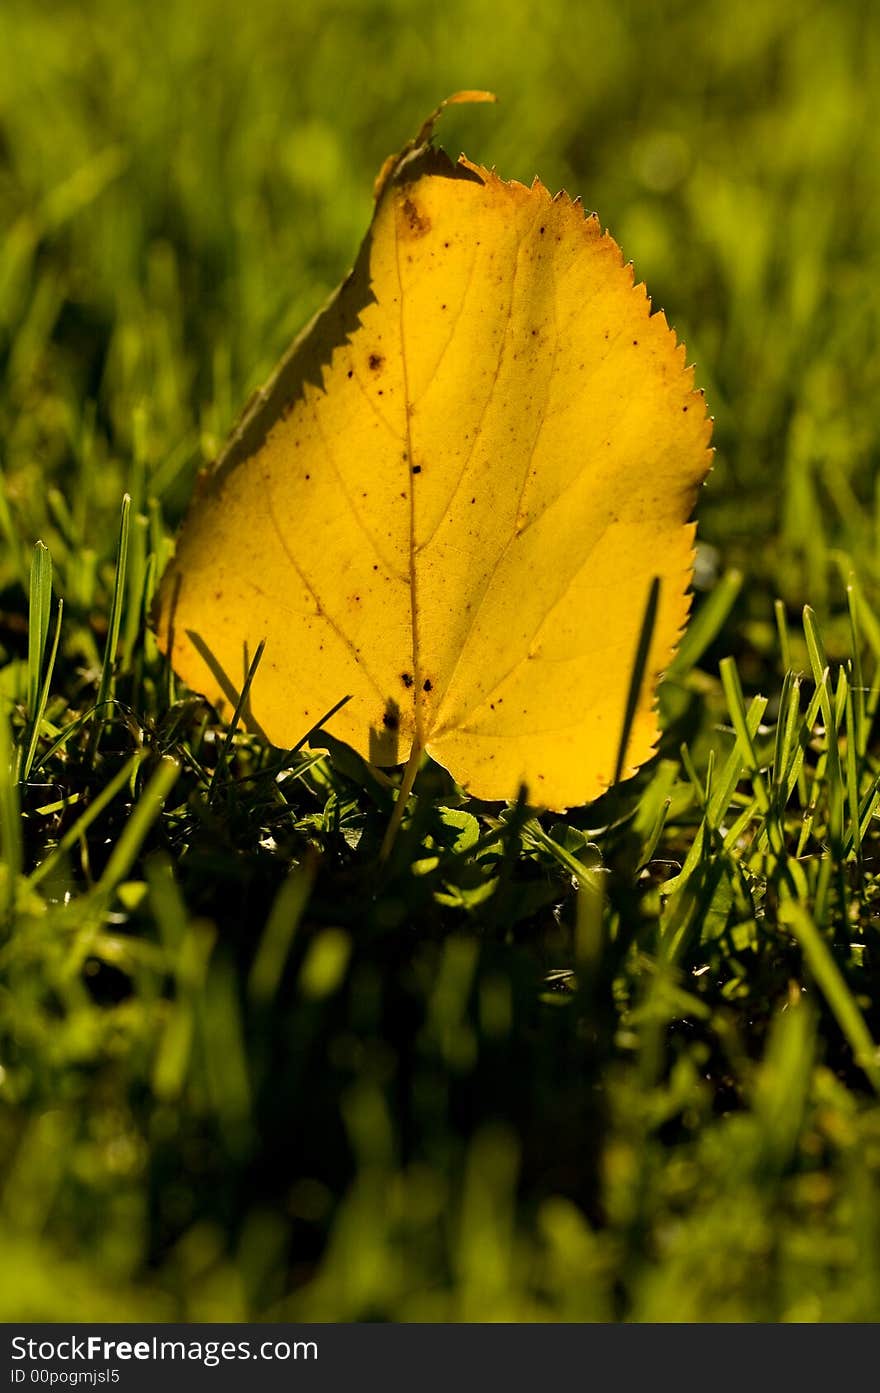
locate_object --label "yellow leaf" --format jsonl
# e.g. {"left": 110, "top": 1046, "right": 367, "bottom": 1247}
{"left": 155, "top": 95, "right": 712, "bottom": 810}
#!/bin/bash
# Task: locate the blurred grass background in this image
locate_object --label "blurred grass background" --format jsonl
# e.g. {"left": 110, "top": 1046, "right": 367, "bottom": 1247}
{"left": 2, "top": 0, "right": 880, "bottom": 1321}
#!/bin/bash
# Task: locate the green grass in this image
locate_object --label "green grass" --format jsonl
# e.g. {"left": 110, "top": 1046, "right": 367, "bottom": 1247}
{"left": 3, "top": 0, "right": 880, "bottom": 1322}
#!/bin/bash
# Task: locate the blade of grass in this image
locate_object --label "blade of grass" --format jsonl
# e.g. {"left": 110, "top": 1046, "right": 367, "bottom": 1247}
{"left": 843, "top": 774, "right": 880, "bottom": 860}
{"left": 796, "top": 749, "right": 826, "bottom": 859}
{"left": 781, "top": 901, "right": 880, "bottom": 1094}
{"left": 667, "top": 568, "right": 742, "bottom": 678}
{"left": 0, "top": 699, "right": 21, "bottom": 915}
{"left": 804, "top": 607, "right": 845, "bottom": 857}
{"left": 845, "top": 683, "right": 861, "bottom": 863}
{"left": 123, "top": 407, "right": 149, "bottom": 663}
{"left": 21, "top": 597, "right": 63, "bottom": 782}
{"left": 774, "top": 598, "right": 793, "bottom": 676}
{"left": 845, "top": 583, "right": 866, "bottom": 755}
{"left": 32, "top": 706, "right": 96, "bottom": 774}
{"left": 574, "top": 868, "right": 606, "bottom": 1002}
{"left": 28, "top": 751, "right": 145, "bottom": 890}
{"left": 88, "top": 755, "right": 180, "bottom": 912}
{"left": 0, "top": 464, "right": 24, "bottom": 583}
{"left": 208, "top": 638, "right": 266, "bottom": 798}
{"left": 248, "top": 855, "right": 316, "bottom": 1004}
{"left": 26, "top": 541, "right": 52, "bottom": 720}
{"left": 88, "top": 493, "right": 131, "bottom": 763}
{"left": 719, "top": 657, "right": 771, "bottom": 818}
{"left": 662, "top": 695, "right": 767, "bottom": 896}
{"left": 613, "top": 575, "right": 660, "bottom": 787}
{"left": 780, "top": 681, "right": 824, "bottom": 806}
{"left": 753, "top": 989, "right": 817, "bottom": 1171}
{"left": 145, "top": 852, "right": 188, "bottom": 950}
{"left": 771, "top": 672, "right": 799, "bottom": 792}
{"left": 523, "top": 821, "right": 601, "bottom": 886}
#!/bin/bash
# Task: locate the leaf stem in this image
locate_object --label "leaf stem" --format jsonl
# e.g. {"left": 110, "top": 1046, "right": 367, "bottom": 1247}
{"left": 379, "top": 739, "right": 423, "bottom": 862}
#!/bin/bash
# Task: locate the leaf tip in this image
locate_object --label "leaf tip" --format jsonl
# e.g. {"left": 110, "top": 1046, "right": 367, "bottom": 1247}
{"left": 374, "top": 91, "right": 499, "bottom": 203}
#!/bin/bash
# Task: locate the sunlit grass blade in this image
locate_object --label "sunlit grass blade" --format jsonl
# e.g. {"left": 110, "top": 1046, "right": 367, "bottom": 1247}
{"left": 844, "top": 582, "right": 866, "bottom": 753}
{"left": 31, "top": 707, "right": 94, "bottom": 775}
{"left": 828, "top": 667, "right": 846, "bottom": 854}
{"left": 719, "top": 656, "right": 770, "bottom": 817}
{"left": 145, "top": 852, "right": 188, "bottom": 950}
{"left": 779, "top": 681, "right": 824, "bottom": 806}
{"left": 21, "top": 597, "right": 63, "bottom": 783}
{"left": 844, "top": 684, "right": 861, "bottom": 863}
{"left": 201, "top": 959, "right": 254, "bottom": 1140}
{"left": 753, "top": 989, "right": 817, "bottom": 1171}
{"left": 803, "top": 607, "right": 844, "bottom": 855}
{"left": 0, "top": 699, "right": 21, "bottom": 915}
{"left": 667, "top": 568, "right": 742, "bottom": 678}
{"left": 662, "top": 695, "right": 766, "bottom": 897}
{"left": 774, "top": 598, "right": 793, "bottom": 676}
{"left": 781, "top": 901, "right": 880, "bottom": 1095}
{"left": 838, "top": 563, "right": 880, "bottom": 666}
{"left": 796, "top": 749, "right": 825, "bottom": 859}
{"left": 771, "top": 671, "right": 800, "bottom": 792}
{"left": 88, "top": 493, "right": 131, "bottom": 762}
{"left": 678, "top": 741, "right": 706, "bottom": 806}
{"left": 802, "top": 604, "right": 828, "bottom": 682}
{"left": 271, "top": 693, "right": 354, "bottom": 776}
{"left": 26, "top": 541, "right": 52, "bottom": 720}
{"left": 152, "top": 920, "right": 216, "bottom": 1103}
{"left": 208, "top": 638, "right": 266, "bottom": 798}
{"left": 523, "top": 821, "right": 601, "bottom": 885}
{"left": 842, "top": 772, "right": 880, "bottom": 861}
{"left": 633, "top": 760, "right": 677, "bottom": 870}
{"left": 122, "top": 407, "right": 149, "bottom": 664}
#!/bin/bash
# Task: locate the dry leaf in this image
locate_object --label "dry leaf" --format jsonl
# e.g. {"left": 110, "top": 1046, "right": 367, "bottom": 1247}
{"left": 156, "top": 94, "right": 711, "bottom": 809}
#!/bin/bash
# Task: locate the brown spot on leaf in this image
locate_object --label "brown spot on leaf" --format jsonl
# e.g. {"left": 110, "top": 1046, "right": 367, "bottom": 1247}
{"left": 401, "top": 197, "right": 431, "bottom": 237}
{"left": 368, "top": 352, "right": 384, "bottom": 371}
